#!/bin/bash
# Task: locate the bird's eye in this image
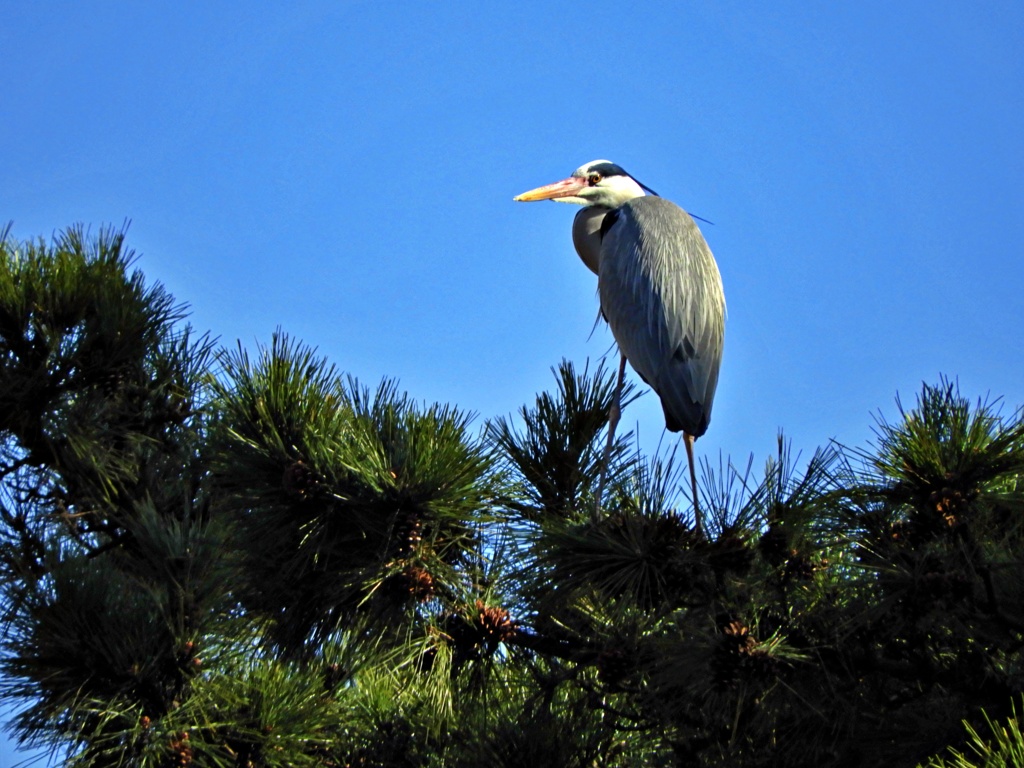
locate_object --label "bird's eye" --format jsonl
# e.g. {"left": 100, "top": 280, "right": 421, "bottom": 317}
{"left": 588, "top": 173, "right": 602, "bottom": 185}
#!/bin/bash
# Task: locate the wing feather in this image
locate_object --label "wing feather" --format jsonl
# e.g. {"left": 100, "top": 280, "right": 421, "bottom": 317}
{"left": 598, "top": 196, "right": 725, "bottom": 436}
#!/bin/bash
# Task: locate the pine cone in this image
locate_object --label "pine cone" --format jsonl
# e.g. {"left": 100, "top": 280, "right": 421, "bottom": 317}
{"left": 282, "top": 460, "right": 318, "bottom": 499}
{"left": 166, "top": 732, "right": 192, "bottom": 767}
{"left": 474, "top": 600, "right": 516, "bottom": 649}
{"left": 443, "top": 601, "right": 517, "bottom": 665}
{"left": 929, "top": 486, "right": 967, "bottom": 527}
{"left": 889, "top": 520, "right": 911, "bottom": 546}
{"left": 723, "top": 620, "right": 756, "bottom": 654}
{"left": 782, "top": 552, "right": 816, "bottom": 583}
{"left": 392, "top": 509, "right": 424, "bottom": 557}
{"left": 712, "top": 620, "right": 779, "bottom": 687}
{"left": 384, "top": 564, "right": 436, "bottom": 603}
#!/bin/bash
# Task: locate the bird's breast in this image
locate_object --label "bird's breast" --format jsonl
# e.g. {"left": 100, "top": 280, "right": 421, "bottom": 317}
{"left": 571, "top": 206, "right": 610, "bottom": 275}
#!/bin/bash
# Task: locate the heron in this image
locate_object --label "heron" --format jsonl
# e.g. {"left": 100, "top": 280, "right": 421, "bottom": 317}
{"left": 514, "top": 160, "right": 725, "bottom": 536}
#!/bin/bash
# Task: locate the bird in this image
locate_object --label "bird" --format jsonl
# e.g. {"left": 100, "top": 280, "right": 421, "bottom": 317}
{"left": 514, "top": 160, "right": 725, "bottom": 536}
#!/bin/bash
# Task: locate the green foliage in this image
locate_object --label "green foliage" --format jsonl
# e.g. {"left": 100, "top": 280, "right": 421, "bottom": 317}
{"left": 0, "top": 224, "right": 222, "bottom": 762}
{"left": 487, "top": 358, "right": 636, "bottom": 519}
{"left": 209, "top": 332, "right": 498, "bottom": 654}
{"left": 2, "top": 224, "right": 1024, "bottom": 768}
{"left": 920, "top": 700, "right": 1024, "bottom": 768}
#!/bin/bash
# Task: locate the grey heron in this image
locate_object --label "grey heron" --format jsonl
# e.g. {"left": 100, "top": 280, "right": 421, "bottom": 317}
{"left": 514, "top": 160, "right": 725, "bottom": 536}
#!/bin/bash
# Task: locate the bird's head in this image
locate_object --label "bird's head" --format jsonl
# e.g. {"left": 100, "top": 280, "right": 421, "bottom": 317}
{"left": 514, "top": 160, "right": 657, "bottom": 208}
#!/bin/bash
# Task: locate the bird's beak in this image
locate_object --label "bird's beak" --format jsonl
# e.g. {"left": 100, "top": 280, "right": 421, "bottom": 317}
{"left": 513, "top": 176, "right": 588, "bottom": 202}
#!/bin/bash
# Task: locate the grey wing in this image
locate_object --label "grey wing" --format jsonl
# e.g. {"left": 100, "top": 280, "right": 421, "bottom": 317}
{"left": 598, "top": 196, "right": 725, "bottom": 436}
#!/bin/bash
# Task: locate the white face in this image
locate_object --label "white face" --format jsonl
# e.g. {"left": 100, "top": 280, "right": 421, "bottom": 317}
{"left": 569, "top": 164, "right": 649, "bottom": 208}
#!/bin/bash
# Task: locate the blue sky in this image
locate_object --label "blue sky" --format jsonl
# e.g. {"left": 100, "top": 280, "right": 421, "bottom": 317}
{"left": 2, "top": 2, "right": 1023, "bottom": 762}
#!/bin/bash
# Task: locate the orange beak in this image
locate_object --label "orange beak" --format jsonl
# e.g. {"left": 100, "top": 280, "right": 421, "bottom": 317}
{"left": 513, "top": 176, "right": 589, "bottom": 202}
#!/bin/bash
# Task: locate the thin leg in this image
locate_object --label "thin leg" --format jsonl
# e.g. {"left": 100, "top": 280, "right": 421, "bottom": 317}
{"left": 683, "top": 432, "right": 705, "bottom": 539}
{"left": 594, "top": 353, "right": 628, "bottom": 520}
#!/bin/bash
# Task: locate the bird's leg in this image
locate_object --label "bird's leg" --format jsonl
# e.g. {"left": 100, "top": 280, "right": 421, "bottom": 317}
{"left": 683, "top": 432, "right": 705, "bottom": 539}
{"left": 594, "top": 353, "right": 627, "bottom": 520}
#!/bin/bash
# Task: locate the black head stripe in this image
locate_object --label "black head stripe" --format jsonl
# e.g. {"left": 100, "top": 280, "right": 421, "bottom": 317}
{"left": 585, "top": 161, "right": 629, "bottom": 178}
{"left": 582, "top": 161, "right": 660, "bottom": 197}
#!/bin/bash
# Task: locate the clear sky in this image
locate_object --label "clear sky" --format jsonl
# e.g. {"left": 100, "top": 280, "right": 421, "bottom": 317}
{"left": 2, "top": 2, "right": 1023, "bottom": 762}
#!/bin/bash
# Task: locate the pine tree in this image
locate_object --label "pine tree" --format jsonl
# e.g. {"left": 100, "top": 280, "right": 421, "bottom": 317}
{"left": 2, "top": 224, "right": 1023, "bottom": 767}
